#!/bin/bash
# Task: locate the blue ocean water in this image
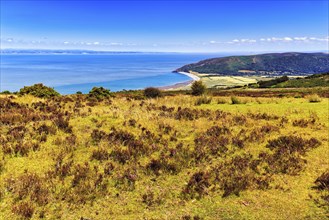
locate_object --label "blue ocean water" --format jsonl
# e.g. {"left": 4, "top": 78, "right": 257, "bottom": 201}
{"left": 0, "top": 53, "right": 225, "bottom": 94}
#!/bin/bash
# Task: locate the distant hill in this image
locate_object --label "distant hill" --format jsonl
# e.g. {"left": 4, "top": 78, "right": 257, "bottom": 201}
{"left": 175, "top": 52, "right": 329, "bottom": 76}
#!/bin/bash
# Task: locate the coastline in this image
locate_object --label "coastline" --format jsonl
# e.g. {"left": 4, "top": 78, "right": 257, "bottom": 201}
{"left": 158, "top": 80, "right": 194, "bottom": 90}
{"left": 177, "top": 71, "right": 200, "bottom": 81}
{"left": 159, "top": 71, "right": 200, "bottom": 90}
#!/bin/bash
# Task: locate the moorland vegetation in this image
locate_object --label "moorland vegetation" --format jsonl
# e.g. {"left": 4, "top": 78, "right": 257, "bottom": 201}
{"left": 0, "top": 84, "right": 328, "bottom": 219}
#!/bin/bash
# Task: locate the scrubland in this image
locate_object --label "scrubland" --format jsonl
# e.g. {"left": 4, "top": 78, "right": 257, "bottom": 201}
{"left": 0, "top": 90, "right": 328, "bottom": 219}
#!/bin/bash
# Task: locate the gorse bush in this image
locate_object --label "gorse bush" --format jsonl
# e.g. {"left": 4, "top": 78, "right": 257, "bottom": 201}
{"left": 19, "top": 83, "right": 60, "bottom": 98}
{"left": 88, "top": 87, "right": 112, "bottom": 100}
{"left": 144, "top": 87, "right": 162, "bottom": 98}
{"left": 1, "top": 90, "right": 11, "bottom": 94}
{"left": 191, "top": 81, "right": 206, "bottom": 96}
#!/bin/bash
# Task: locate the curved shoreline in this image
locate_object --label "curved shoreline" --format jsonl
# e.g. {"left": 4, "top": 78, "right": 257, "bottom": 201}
{"left": 158, "top": 72, "right": 200, "bottom": 90}
{"left": 177, "top": 71, "right": 200, "bottom": 81}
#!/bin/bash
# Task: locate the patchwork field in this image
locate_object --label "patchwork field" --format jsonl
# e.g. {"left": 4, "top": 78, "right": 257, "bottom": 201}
{"left": 0, "top": 91, "right": 328, "bottom": 219}
{"left": 198, "top": 75, "right": 258, "bottom": 88}
{"left": 174, "top": 71, "right": 264, "bottom": 90}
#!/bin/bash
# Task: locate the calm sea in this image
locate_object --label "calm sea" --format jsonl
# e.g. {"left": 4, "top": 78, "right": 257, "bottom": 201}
{"left": 0, "top": 53, "right": 226, "bottom": 94}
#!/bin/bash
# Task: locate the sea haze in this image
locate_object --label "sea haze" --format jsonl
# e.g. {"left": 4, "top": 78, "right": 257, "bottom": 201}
{"left": 1, "top": 53, "right": 227, "bottom": 94}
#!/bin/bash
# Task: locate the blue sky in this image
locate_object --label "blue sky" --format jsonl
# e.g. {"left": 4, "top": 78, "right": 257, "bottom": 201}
{"left": 1, "top": 0, "right": 328, "bottom": 52}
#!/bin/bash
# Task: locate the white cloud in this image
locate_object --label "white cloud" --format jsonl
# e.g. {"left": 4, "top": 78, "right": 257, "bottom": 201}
{"left": 311, "top": 37, "right": 329, "bottom": 42}
{"left": 271, "top": 37, "right": 281, "bottom": 42}
{"left": 294, "top": 37, "right": 308, "bottom": 41}
{"left": 283, "top": 37, "right": 293, "bottom": 41}
{"left": 93, "top": 42, "right": 100, "bottom": 45}
{"left": 109, "top": 42, "right": 123, "bottom": 46}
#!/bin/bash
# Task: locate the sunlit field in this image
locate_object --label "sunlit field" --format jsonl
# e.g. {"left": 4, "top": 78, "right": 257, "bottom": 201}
{"left": 0, "top": 90, "right": 328, "bottom": 219}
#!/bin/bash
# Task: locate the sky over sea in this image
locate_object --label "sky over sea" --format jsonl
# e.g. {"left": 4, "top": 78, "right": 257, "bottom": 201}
{"left": 1, "top": 0, "right": 328, "bottom": 52}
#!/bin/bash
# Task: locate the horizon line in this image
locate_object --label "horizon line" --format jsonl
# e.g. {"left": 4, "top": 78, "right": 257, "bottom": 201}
{"left": 1, "top": 48, "right": 328, "bottom": 54}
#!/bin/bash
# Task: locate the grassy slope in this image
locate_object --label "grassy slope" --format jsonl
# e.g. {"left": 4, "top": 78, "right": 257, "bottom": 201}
{"left": 275, "top": 74, "right": 329, "bottom": 88}
{"left": 0, "top": 94, "right": 328, "bottom": 219}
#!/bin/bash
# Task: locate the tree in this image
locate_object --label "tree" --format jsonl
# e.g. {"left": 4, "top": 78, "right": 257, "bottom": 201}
{"left": 191, "top": 80, "right": 206, "bottom": 96}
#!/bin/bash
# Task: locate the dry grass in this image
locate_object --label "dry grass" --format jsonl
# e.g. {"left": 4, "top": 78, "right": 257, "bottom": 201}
{"left": 0, "top": 93, "right": 328, "bottom": 219}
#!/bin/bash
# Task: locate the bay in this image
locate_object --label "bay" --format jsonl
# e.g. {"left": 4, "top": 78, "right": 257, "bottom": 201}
{"left": 0, "top": 53, "right": 227, "bottom": 94}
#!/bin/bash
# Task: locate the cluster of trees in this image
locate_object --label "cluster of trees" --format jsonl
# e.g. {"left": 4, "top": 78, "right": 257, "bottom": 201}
{"left": 257, "top": 76, "right": 289, "bottom": 88}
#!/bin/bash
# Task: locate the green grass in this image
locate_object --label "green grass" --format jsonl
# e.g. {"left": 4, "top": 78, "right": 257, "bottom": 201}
{"left": 0, "top": 93, "right": 328, "bottom": 219}
{"left": 274, "top": 73, "right": 329, "bottom": 88}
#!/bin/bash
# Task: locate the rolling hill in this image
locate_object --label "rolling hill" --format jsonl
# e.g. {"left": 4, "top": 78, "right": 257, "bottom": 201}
{"left": 175, "top": 52, "right": 329, "bottom": 76}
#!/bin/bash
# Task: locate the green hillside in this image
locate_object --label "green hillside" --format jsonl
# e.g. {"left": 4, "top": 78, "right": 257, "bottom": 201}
{"left": 175, "top": 52, "right": 329, "bottom": 76}
{"left": 275, "top": 73, "right": 329, "bottom": 88}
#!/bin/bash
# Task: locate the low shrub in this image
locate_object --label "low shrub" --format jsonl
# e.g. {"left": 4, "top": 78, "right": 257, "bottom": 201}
{"left": 12, "top": 201, "right": 35, "bottom": 219}
{"left": 88, "top": 87, "right": 112, "bottom": 100}
{"left": 91, "top": 148, "right": 110, "bottom": 161}
{"left": 263, "top": 136, "right": 321, "bottom": 175}
{"left": 115, "top": 168, "right": 138, "bottom": 191}
{"left": 313, "top": 170, "right": 329, "bottom": 209}
{"left": 217, "top": 98, "right": 227, "bottom": 104}
{"left": 231, "top": 96, "right": 245, "bottom": 104}
{"left": 292, "top": 118, "right": 315, "bottom": 127}
{"left": 216, "top": 154, "right": 270, "bottom": 197}
{"left": 307, "top": 94, "right": 321, "bottom": 103}
{"left": 144, "top": 87, "right": 162, "bottom": 98}
{"left": 146, "top": 158, "right": 178, "bottom": 175}
{"left": 6, "top": 172, "right": 49, "bottom": 205}
{"left": 314, "top": 170, "right": 329, "bottom": 191}
{"left": 19, "top": 83, "right": 60, "bottom": 98}
{"left": 195, "top": 96, "right": 212, "bottom": 106}
{"left": 91, "top": 129, "right": 107, "bottom": 144}
{"left": 54, "top": 115, "right": 72, "bottom": 133}
{"left": 142, "top": 190, "right": 162, "bottom": 206}
{"left": 182, "top": 171, "right": 210, "bottom": 199}
{"left": 1, "top": 90, "right": 11, "bottom": 94}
